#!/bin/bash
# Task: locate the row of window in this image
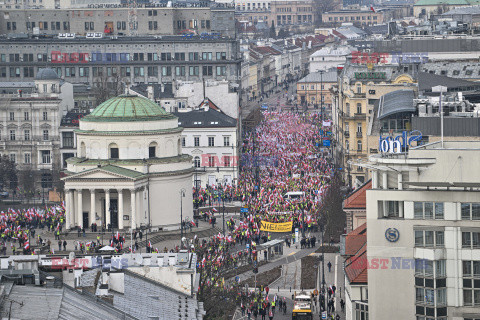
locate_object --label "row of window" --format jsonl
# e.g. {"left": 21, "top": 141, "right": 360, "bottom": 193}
{"left": 327, "top": 15, "right": 378, "bottom": 21}
{"left": 186, "top": 136, "right": 230, "bottom": 148}
{"left": 0, "top": 51, "right": 229, "bottom": 64}
{"left": 0, "top": 129, "right": 49, "bottom": 141}
{"left": 4, "top": 150, "right": 51, "bottom": 164}
{"left": 0, "top": 65, "right": 228, "bottom": 78}
{"left": 344, "top": 139, "right": 363, "bottom": 152}
{"left": 382, "top": 200, "right": 480, "bottom": 220}
{"left": 193, "top": 155, "right": 232, "bottom": 168}
{"left": 5, "top": 111, "right": 49, "bottom": 121}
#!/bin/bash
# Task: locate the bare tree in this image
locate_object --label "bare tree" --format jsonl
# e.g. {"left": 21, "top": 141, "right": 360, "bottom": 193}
{"left": 93, "top": 66, "right": 124, "bottom": 106}
{"left": 0, "top": 155, "right": 17, "bottom": 191}
{"left": 315, "top": 0, "right": 341, "bottom": 26}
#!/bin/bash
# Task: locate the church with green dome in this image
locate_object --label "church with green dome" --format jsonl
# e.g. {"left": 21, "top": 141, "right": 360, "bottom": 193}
{"left": 62, "top": 95, "right": 193, "bottom": 231}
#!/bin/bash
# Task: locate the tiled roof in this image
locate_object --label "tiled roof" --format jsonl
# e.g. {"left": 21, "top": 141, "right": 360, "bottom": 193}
{"left": 298, "top": 70, "right": 338, "bottom": 83}
{"left": 253, "top": 46, "right": 282, "bottom": 55}
{"left": 345, "top": 245, "right": 368, "bottom": 284}
{"left": 344, "top": 223, "right": 367, "bottom": 256}
{"left": 343, "top": 180, "right": 372, "bottom": 209}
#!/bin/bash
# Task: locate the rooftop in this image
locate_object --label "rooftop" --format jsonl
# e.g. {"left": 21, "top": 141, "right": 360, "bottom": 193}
{"left": 298, "top": 70, "right": 338, "bottom": 83}
{"left": 82, "top": 95, "right": 176, "bottom": 122}
{"left": 174, "top": 108, "right": 237, "bottom": 128}
{"left": 343, "top": 180, "right": 372, "bottom": 210}
{"left": 377, "top": 89, "right": 416, "bottom": 120}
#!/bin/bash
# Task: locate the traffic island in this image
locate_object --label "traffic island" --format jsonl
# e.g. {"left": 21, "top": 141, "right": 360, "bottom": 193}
{"left": 301, "top": 256, "right": 318, "bottom": 289}
{"left": 240, "top": 266, "right": 282, "bottom": 288}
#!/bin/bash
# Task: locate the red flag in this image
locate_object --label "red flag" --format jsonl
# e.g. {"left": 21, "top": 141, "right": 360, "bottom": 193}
{"left": 24, "top": 241, "right": 30, "bottom": 250}
{"left": 370, "top": 6, "right": 375, "bottom": 12}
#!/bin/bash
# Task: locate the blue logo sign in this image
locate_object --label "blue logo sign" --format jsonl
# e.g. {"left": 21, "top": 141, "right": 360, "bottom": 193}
{"left": 379, "top": 130, "right": 422, "bottom": 153}
{"left": 323, "top": 140, "right": 331, "bottom": 147}
{"left": 385, "top": 228, "right": 400, "bottom": 242}
{"left": 240, "top": 207, "right": 249, "bottom": 213}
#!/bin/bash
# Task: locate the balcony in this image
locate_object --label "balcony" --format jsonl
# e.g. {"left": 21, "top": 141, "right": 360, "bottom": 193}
{"left": 344, "top": 130, "right": 350, "bottom": 137}
{"left": 356, "top": 131, "right": 363, "bottom": 138}
{"left": 353, "top": 92, "right": 366, "bottom": 98}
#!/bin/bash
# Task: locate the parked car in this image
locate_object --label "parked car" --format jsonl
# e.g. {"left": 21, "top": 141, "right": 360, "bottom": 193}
{"left": 0, "top": 190, "right": 9, "bottom": 198}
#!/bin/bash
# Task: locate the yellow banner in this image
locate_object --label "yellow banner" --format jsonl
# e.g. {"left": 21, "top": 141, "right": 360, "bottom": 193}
{"left": 259, "top": 221, "right": 293, "bottom": 233}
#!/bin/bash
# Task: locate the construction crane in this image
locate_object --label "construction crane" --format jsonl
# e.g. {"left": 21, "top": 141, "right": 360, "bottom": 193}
{"left": 128, "top": 0, "right": 138, "bottom": 36}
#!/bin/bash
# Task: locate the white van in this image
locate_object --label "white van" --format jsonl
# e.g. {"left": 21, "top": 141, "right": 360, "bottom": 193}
{"left": 283, "top": 191, "right": 305, "bottom": 200}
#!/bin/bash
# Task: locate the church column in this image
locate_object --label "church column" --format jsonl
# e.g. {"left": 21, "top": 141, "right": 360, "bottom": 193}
{"left": 90, "top": 189, "right": 96, "bottom": 229}
{"left": 118, "top": 189, "right": 124, "bottom": 230}
{"left": 65, "top": 189, "right": 72, "bottom": 229}
{"left": 105, "top": 189, "right": 111, "bottom": 229}
{"left": 130, "top": 189, "right": 136, "bottom": 230}
{"left": 77, "top": 189, "right": 83, "bottom": 229}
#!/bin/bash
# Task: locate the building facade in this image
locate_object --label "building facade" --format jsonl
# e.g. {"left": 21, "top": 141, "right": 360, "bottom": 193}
{"left": 62, "top": 95, "right": 193, "bottom": 230}
{"left": 363, "top": 141, "right": 480, "bottom": 320}
{"left": 175, "top": 105, "right": 238, "bottom": 187}
{"left": 0, "top": 68, "right": 73, "bottom": 190}
{"left": 322, "top": 9, "right": 384, "bottom": 26}
{"left": 296, "top": 70, "right": 337, "bottom": 112}
{"left": 0, "top": 36, "right": 240, "bottom": 87}
{"left": 0, "top": 6, "right": 235, "bottom": 37}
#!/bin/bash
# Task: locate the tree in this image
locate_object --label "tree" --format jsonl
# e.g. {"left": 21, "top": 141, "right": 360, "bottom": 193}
{"left": 269, "top": 21, "right": 276, "bottom": 39}
{"left": 318, "top": 173, "right": 346, "bottom": 241}
{"left": 0, "top": 155, "right": 17, "bottom": 191}
{"left": 19, "top": 168, "right": 36, "bottom": 201}
{"left": 277, "top": 28, "right": 288, "bottom": 39}
{"left": 315, "top": 0, "right": 340, "bottom": 26}
{"left": 93, "top": 66, "right": 124, "bottom": 106}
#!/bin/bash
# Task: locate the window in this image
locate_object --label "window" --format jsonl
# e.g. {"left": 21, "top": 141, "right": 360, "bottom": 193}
{"left": 203, "top": 66, "right": 213, "bottom": 76}
{"left": 356, "top": 103, "right": 362, "bottom": 114}
{"left": 9, "top": 130, "right": 15, "bottom": 141}
{"left": 148, "top": 21, "right": 158, "bottom": 30}
{"left": 357, "top": 122, "right": 362, "bottom": 133}
{"left": 216, "top": 66, "right": 226, "bottom": 76}
{"left": 9, "top": 112, "right": 15, "bottom": 121}
{"left": 414, "top": 202, "right": 444, "bottom": 219}
{"left": 149, "top": 146, "right": 156, "bottom": 158}
{"left": 161, "top": 53, "right": 172, "bottom": 61}
{"left": 357, "top": 140, "right": 362, "bottom": 151}
{"left": 208, "top": 137, "right": 215, "bottom": 147}
{"left": 24, "top": 153, "right": 31, "bottom": 164}
{"left": 43, "top": 112, "right": 48, "bottom": 121}
{"left": 181, "top": 137, "right": 186, "bottom": 147}
{"left": 224, "top": 155, "right": 231, "bottom": 167}
{"left": 224, "top": 136, "right": 230, "bottom": 147}
{"left": 216, "top": 52, "right": 226, "bottom": 60}
{"left": 415, "top": 259, "right": 447, "bottom": 318}
{"left": 134, "top": 67, "right": 144, "bottom": 77}
{"left": 461, "top": 203, "right": 480, "bottom": 220}
{"left": 24, "top": 130, "right": 30, "bottom": 141}
{"left": 110, "top": 147, "right": 119, "bottom": 159}
{"left": 194, "top": 137, "right": 200, "bottom": 147}
{"left": 79, "top": 67, "right": 89, "bottom": 77}
{"left": 43, "top": 130, "right": 49, "bottom": 141}
{"left": 9, "top": 154, "right": 16, "bottom": 163}
{"left": 189, "top": 52, "right": 199, "bottom": 61}
{"left": 202, "top": 52, "right": 212, "bottom": 61}
{"left": 415, "top": 229, "right": 445, "bottom": 248}
{"left": 40, "top": 150, "right": 50, "bottom": 164}
{"left": 175, "top": 66, "right": 185, "bottom": 76}
{"left": 24, "top": 112, "right": 29, "bottom": 121}
{"left": 148, "top": 66, "right": 158, "bottom": 77}
{"left": 189, "top": 66, "right": 199, "bottom": 76}
{"left": 62, "top": 132, "right": 74, "bottom": 148}
{"left": 208, "top": 155, "right": 215, "bottom": 167}
{"left": 354, "top": 303, "right": 368, "bottom": 320}
{"left": 462, "top": 231, "right": 480, "bottom": 249}
{"left": 462, "top": 261, "right": 480, "bottom": 306}
{"left": 161, "top": 66, "right": 171, "bottom": 76}
{"left": 194, "top": 156, "right": 200, "bottom": 168}
{"left": 345, "top": 139, "right": 349, "bottom": 151}
{"left": 174, "top": 52, "right": 185, "bottom": 61}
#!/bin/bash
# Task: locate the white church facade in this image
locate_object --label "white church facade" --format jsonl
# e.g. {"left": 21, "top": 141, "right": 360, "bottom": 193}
{"left": 62, "top": 95, "right": 193, "bottom": 231}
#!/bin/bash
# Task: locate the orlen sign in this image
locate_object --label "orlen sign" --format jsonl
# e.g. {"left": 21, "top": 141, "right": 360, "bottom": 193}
{"left": 379, "top": 130, "right": 422, "bottom": 153}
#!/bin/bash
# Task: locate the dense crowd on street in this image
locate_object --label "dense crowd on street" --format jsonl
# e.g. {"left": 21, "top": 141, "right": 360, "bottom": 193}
{"left": 190, "top": 111, "right": 338, "bottom": 318}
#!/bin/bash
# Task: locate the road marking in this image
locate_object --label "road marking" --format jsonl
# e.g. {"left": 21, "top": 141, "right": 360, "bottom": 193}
{"left": 334, "top": 254, "right": 339, "bottom": 289}
{"left": 288, "top": 252, "right": 295, "bottom": 256}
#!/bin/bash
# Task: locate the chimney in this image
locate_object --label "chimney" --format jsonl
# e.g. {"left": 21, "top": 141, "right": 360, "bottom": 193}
{"left": 284, "top": 39, "right": 287, "bottom": 46}
{"left": 147, "top": 85, "right": 154, "bottom": 100}
{"left": 308, "top": 41, "right": 312, "bottom": 49}
{"left": 161, "top": 83, "right": 165, "bottom": 93}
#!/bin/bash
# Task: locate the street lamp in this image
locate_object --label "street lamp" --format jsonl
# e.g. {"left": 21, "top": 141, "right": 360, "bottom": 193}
{"left": 180, "top": 188, "right": 186, "bottom": 248}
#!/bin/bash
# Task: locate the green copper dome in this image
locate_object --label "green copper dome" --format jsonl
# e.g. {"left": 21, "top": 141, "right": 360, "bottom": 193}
{"left": 82, "top": 95, "right": 176, "bottom": 122}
